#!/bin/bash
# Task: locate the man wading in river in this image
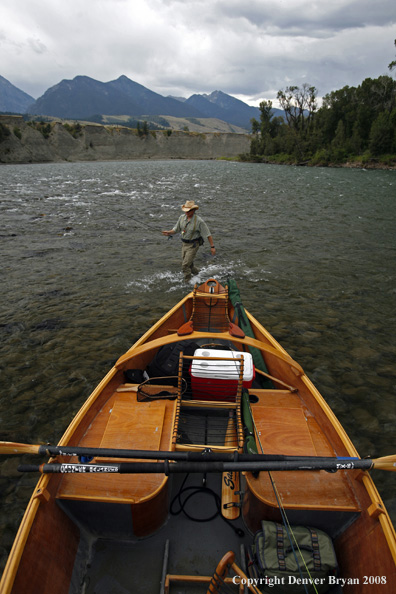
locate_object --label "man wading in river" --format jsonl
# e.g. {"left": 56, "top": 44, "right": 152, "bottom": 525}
{"left": 162, "top": 200, "right": 216, "bottom": 282}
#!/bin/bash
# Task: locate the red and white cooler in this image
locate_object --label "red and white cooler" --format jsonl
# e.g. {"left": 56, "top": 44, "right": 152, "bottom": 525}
{"left": 190, "top": 348, "right": 255, "bottom": 401}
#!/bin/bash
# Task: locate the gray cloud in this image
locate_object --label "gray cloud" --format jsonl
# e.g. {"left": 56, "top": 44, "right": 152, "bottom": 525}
{"left": 27, "top": 37, "right": 47, "bottom": 55}
{"left": 213, "top": 0, "right": 395, "bottom": 34}
{"left": 0, "top": 0, "right": 395, "bottom": 105}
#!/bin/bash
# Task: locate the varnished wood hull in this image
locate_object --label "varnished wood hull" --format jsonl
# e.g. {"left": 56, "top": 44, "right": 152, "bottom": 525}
{"left": 1, "top": 279, "right": 395, "bottom": 593}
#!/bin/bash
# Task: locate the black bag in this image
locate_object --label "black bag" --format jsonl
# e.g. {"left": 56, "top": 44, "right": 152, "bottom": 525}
{"left": 247, "top": 520, "right": 338, "bottom": 593}
{"left": 124, "top": 369, "right": 148, "bottom": 384}
{"left": 146, "top": 340, "right": 200, "bottom": 378}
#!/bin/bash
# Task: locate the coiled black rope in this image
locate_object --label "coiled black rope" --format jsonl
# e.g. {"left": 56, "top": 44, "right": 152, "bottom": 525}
{"left": 170, "top": 474, "right": 244, "bottom": 537}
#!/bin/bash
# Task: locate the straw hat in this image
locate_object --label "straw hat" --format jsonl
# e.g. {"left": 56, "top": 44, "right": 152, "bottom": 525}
{"left": 181, "top": 200, "right": 199, "bottom": 212}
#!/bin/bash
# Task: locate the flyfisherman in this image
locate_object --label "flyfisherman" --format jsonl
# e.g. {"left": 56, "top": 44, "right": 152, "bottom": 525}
{"left": 162, "top": 200, "right": 216, "bottom": 282}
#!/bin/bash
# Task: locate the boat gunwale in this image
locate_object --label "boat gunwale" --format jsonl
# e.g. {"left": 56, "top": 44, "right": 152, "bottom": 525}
{"left": 2, "top": 286, "right": 396, "bottom": 593}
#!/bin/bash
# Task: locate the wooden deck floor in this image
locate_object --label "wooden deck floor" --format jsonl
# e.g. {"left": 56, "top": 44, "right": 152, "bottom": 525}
{"left": 56, "top": 388, "right": 177, "bottom": 505}
{"left": 245, "top": 390, "right": 361, "bottom": 513}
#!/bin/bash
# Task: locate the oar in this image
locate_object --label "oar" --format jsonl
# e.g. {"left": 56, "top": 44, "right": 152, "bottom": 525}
{"left": 2, "top": 441, "right": 396, "bottom": 472}
{"left": 0, "top": 440, "right": 381, "bottom": 465}
{"left": 17, "top": 454, "right": 396, "bottom": 475}
{"left": 254, "top": 368, "right": 297, "bottom": 392}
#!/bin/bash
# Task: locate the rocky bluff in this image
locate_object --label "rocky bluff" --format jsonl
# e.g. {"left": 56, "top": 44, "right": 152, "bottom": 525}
{"left": 0, "top": 116, "right": 250, "bottom": 164}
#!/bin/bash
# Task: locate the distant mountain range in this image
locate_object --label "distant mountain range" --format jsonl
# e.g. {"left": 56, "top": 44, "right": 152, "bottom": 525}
{"left": 183, "top": 90, "right": 263, "bottom": 130}
{"left": 0, "top": 76, "right": 35, "bottom": 113}
{"left": 0, "top": 74, "right": 283, "bottom": 130}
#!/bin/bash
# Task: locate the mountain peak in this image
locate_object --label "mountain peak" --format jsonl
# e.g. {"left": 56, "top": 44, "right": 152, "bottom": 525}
{"left": 111, "top": 74, "right": 137, "bottom": 85}
{"left": 185, "top": 90, "right": 261, "bottom": 129}
{"left": 0, "top": 76, "right": 35, "bottom": 113}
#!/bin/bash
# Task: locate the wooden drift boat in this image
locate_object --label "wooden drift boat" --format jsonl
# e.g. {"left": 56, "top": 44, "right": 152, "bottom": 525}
{"left": 1, "top": 278, "right": 396, "bottom": 594}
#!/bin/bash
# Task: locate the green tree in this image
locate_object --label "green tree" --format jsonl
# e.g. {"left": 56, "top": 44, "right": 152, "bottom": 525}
{"left": 250, "top": 100, "right": 283, "bottom": 156}
{"left": 277, "top": 84, "right": 317, "bottom": 134}
{"left": 369, "top": 112, "right": 394, "bottom": 155}
{"left": 332, "top": 120, "right": 346, "bottom": 148}
{"left": 358, "top": 76, "right": 396, "bottom": 115}
{"left": 349, "top": 121, "right": 363, "bottom": 154}
{"left": 137, "top": 121, "right": 149, "bottom": 137}
{"left": 320, "top": 86, "right": 357, "bottom": 142}
{"left": 275, "top": 84, "right": 317, "bottom": 159}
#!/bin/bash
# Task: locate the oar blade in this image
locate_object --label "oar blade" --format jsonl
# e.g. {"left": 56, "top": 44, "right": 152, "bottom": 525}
{"left": 372, "top": 455, "right": 396, "bottom": 472}
{"left": 0, "top": 441, "right": 41, "bottom": 456}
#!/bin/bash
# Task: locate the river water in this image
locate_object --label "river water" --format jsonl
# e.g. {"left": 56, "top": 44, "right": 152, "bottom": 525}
{"left": 0, "top": 159, "right": 395, "bottom": 571}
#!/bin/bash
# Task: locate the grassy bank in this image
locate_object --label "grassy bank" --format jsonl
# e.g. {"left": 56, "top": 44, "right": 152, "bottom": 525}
{"left": 240, "top": 151, "right": 396, "bottom": 170}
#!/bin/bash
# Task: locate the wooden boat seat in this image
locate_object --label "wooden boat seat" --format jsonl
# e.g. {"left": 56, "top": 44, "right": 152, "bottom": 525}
{"left": 56, "top": 391, "right": 177, "bottom": 506}
{"left": 177, "top": 280, "right": 245, "bottom": 338}
{"left": 163, "top": 548, "right": 255, "bottom": 594}
{"left": 244, "top": 389, "right": 361, "bottom": 517}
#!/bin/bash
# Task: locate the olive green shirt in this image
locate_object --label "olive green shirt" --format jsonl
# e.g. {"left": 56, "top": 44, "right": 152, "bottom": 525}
{"left": 172, "top": 213, "right": 211, "bottom": 241}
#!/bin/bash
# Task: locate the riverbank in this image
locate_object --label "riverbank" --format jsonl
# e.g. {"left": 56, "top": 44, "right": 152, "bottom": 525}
{"left": 0, "top": 115, "right": 250, "bottom": 164}
{"left": 241, "top": 152, "right": 396, "bottom": 170}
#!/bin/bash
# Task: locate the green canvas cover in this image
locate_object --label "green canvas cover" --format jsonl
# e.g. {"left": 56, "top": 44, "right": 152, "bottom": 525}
{"left": 250, "top": 520, "right": 338, "bottom": 593}
{"left": 226, "top": 278, "right": 273, "bottom": 387}
{"left": 241, "top": 389, "right": 258, "bottom": 455}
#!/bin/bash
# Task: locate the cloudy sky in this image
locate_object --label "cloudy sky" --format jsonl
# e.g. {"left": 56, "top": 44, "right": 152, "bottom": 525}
{"left": 1, "top": 0, "right": 395, "bottom": 106}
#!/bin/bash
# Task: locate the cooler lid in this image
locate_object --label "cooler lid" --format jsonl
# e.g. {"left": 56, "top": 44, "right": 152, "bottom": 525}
{"left": 190, "top": 348, "right": 254, "bottom": 380}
